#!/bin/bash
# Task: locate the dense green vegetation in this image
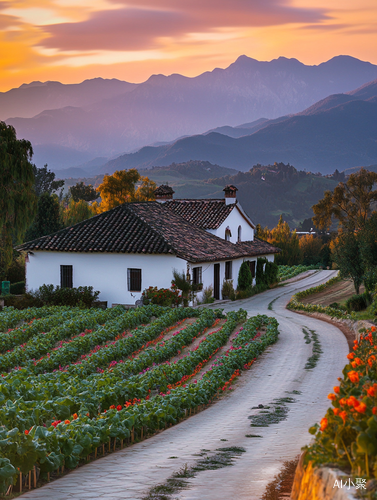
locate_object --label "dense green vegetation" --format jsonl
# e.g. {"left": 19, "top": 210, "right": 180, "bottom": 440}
{"left": 0, "top": 304, "right": 279, "bottom": 494}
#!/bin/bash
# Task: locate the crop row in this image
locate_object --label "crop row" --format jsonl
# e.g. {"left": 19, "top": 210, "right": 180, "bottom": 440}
{"left": 0, "top": 306, "right": 69, "bottom": 334}
{"left": 0, "top": 312, "right": 279, "bottom": 493}
{"left": 278, "top": 264, "right": 319, "bottom": 281}
{"left": 0, "top": 308, "right": 217, "bottom": 428}
{"left": 0, "top": 307, "right": 84, "bottom": 353}
{"left": 287, "top": 275, "right": 351, "bottom": 319}
{"left": 0, "top": 306, "right": 129, "bottom": 371}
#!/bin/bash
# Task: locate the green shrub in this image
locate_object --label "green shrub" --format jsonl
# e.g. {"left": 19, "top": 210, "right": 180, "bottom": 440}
{"left": 221, "top": 280, "right": 234, "bottom": 299}
{"left": 345, "top": 292, "right": 372, "bottom": 313}
{"left": 256, "top": 257, "right": 268, "bottom": 286}
{"left": 9, "top": 281, "right": 25, "bottom": 295}
{"left": 32, "top": 284, "right": 100, "bottom": 308}
{"left": 238, "top": 262, "right": 252, "bottom": 290}
{"left": 0, "top": 293, "right": 43, "bottom": 309}
{"left": 202, "top": 286, "right": 215, "bottom": 304}
{"left": 264, "top": 261, "right": 279, "bottom": 285}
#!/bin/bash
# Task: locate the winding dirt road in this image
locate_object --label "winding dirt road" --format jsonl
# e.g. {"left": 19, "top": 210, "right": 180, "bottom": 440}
{"left": 20, "top": 270, "right": 349, "bottom": 500}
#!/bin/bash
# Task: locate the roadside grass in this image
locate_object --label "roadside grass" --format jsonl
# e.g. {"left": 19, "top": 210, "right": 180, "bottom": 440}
{"left": 142, "top": 448, "right": 246, "bottom": 500}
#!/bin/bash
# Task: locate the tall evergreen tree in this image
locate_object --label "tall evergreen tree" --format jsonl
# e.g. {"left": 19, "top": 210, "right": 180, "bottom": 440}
{"left": 25, "top": 193, "right": 62, "bottom": 241}
{"left": 0, "top": 122, "right": 37, "bottom": 275}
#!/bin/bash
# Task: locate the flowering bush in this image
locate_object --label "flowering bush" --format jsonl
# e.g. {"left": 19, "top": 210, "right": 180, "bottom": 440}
{"left": 142, "top": 286, "right": 181, "bottom": 307}
{"left": 306, "top": 326, "right": 377, "bottom": 478}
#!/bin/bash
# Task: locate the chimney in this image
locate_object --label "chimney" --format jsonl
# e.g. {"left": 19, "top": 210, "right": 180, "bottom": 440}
{"left": 223, "top": 184, "right": 237, "bottom": 205}
{"left": 154, "top": 184, "right": 175, "bottom": 203}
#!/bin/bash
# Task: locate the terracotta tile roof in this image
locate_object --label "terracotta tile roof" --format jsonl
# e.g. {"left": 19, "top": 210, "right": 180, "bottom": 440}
{"left": 163, "top": 199, "right": 235, "bottom": 229}
{"left": 236, "top": 238, "right": 281, "bottom": 256}
{"left": 17, "top": 202, "right": 279, "bottom": 263}
{"left": 154, "top": 185, "right": 175, "bottom": 196}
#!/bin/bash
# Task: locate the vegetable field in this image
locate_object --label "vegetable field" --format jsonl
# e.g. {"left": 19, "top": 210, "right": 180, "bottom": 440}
{"left": 0, "top": 305, "right": 279, "bottom": 495}
{"left": 278, "top": 265, "right": 319, "bottom": 282}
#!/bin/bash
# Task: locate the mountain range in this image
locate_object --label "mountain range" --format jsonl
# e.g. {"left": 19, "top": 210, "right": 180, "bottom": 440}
{"left": 99, "top": 78, "right": 377, "bottom": 175}
{"left": 5, "top": 55, "right": 377, "bottom": 172}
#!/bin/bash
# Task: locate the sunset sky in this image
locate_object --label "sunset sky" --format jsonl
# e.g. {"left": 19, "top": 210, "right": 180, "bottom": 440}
{"left": 1, "top": 0, "right": 376, "bottom": 92}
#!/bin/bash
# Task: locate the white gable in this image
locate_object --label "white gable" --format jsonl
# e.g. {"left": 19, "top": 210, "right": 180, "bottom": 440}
{"left": 206, "top": 203, "right": 254, "bottom": 243}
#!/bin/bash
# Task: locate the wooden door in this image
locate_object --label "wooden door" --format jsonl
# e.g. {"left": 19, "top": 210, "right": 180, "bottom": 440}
{"left": 214, "top": 263, "right": 220, "bottom": 300}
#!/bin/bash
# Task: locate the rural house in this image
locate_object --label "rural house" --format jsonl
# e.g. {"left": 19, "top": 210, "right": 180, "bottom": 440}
{"left": 18, "top": 185, "right": 279, "bottom": 306}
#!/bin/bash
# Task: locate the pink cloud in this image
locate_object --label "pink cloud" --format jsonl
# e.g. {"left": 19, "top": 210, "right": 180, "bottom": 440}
{"left": 39, "top": 1, "right": 328, "bottom": 52}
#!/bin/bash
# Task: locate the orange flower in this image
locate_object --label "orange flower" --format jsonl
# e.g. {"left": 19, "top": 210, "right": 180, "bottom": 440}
{"left": 347, "top": 371, "right": 360, "bottom": 383}
{"left": 339, "top": 398, "right": 347, "bottom": 406}
{"left": 72, "top": 413, "right": 78, "bottom": 420}
{"left": 333, "top": 408, "right": 340, "bottom": 415}
{"left": 109, "top": 405, "right": 115, "bottom": 410}
{"left": 333, "top": 386, "right": 340, "bottom": 394}
{"left": 328, "top": 393, "right": 337, "bottom": 401}
{"left": 367, "top": 386, "right": 376, "bottom": 398}
{"left": 64, "top": 419, "right": 70, "bottom": 424}
{"left": 339, "top": 411, "right": 347, "bottom": 423}
{"left": 373, "top": 407, "right": 377, "bottom": 415}
{"left": 320, "top": 418, "right": 328, "bottom": 431}
{"left": 347, "top": 353, "right": 354, "bottom": 360}
{"left": 351, "top": 361, "right": 357, "bottom": 368}
{"left": 355, "top": 402, "right": 367, "bottom": 414}
{"left": 24, "top": 430, "right": 29, "bottom": 435}
{"left": 347, "top": 396, "right": 359, "bottom": 407}
{"left": 354, "top": 357, "right": 363, "bottom": 365}
{"left": 368, "top": 356, "right": 376, "bottom": 367}
{"left": 371, "top": 326, "right": 376, "bottom": 332}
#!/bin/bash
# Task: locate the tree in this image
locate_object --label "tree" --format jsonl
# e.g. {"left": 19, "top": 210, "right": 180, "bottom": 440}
{"left": 69, "top": 182, "right": 99, "bottom": 202}
{"left": 358, "top": 213, "right": 377, "bottom": 291}
{"left": 62, "top": 199, "right": 96, "bottom": 227}
{"left": 268, "top": 215, "right": 302, "bottom": 265}
{"left": 330, "top": 232, "right": 364, "bottom": 294}
{"left": 93, "top": 169, "right": 157, "bottom": 213}
{"left": 25, "top": 193, "right": 62, "bottom": 241}
{"left": 32, "top": 164, "right": 64, "bottom": 197}
{"left": 312, "top": 168, "right": 377, "bottom": 232}
{"left": 0, "top": 122, "right": 37, "bottom": 275}
{"left": 299, "top": 234, "right": 323, "bottom": 265}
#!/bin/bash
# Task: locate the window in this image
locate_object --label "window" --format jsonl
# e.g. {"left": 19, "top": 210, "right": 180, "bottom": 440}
{"left": 248, "top": 261, "right": 256, "bottom": 278}
{"left": 225, "top": 261, "right": 232, "bottom": 280}
{"left": 127, "top": 268, "right": 142, "bottom": 291}
{"left": 60, "top": 265, "right": 73, "bottom": 288}
{"left": 225, "top": 227, "right": 232, "bottom": 241}
{"left": 192, "top": 266, "right": 202, "bottom": 285}
{"left": 238, "top": 225, "right": 242, "bottom": 242}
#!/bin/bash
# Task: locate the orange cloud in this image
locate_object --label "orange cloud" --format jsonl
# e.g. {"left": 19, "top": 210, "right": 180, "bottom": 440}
{"left": 39, "top": 1, "right": 328, "bottom": 52}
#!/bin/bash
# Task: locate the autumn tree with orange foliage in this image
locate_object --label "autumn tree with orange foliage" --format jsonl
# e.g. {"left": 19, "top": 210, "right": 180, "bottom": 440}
{"left": 93, "top": 169, "right": 157, "bottom": 213}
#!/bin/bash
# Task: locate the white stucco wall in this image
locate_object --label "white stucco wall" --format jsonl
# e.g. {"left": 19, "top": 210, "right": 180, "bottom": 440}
{"left": 207, "top": 205, "right": 254, "bottom": 243}
{"left": 26, "top": 251, "right": 187, "bottom": 307}
{"left": 25, "top": 251, "right": 276, "bottom": 307}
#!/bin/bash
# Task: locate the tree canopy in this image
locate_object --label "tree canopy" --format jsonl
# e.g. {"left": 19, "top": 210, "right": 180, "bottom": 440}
{"left": 0, "top": 122, "right": 37, "bottom": 274}
{"left": 93, "top": 169, "right": 157, "bottom": 213}
{"left": 69, "top": 182, "right": 99, "bottom": 203}
{"left": 32, "top": 164, "right": 64, "bottom": 197}
{"left": 312, "top": 168, "right": 377, "bottom": 232}
{"left": 25, "top": 193, "right": 62, "bottom": 241}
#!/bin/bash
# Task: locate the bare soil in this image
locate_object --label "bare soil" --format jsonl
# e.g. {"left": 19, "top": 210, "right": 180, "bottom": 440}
{"left": 301, "top": 279, "right": 364, "bottom": 307}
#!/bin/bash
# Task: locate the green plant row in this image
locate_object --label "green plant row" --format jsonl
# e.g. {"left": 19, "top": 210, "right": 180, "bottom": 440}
{"left": 278, "top": 264, "right": 319, "bottom": 282}
{"left": 0, "top": 306, "right": 62, "bottom": 333}
{"left": 0, "top": 306, "right": 125, "bottom": 372}
{"left": 125, "top": 309, "right": 247, "bottom": 395}
{"left": 0, "top": 308, "right": 207, "bottom": 428}
{"left": 286, "top": 276, "right": 351, "bottom": 319}
{"left": 30, "top": 304, "right": 171, "bottom": 374}
{"left": 0, "top": 312, "right": 279, "bottom": 493}
{"left": 0, "top": 307, "right": 82, "bottom": 353}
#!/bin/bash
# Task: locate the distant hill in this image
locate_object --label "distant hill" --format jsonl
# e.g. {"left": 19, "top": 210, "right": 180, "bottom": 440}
{"left": 0, "top": 78, "right": 135, "bottom": 120}
{"left": 6, "top": 55, "right": 377, "bottom": 169}
{"left": 100, "top": 79, "right": 377, "bottom": 174}
{"left": 205, "top": 163, "right": 339, "bottom": 227}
